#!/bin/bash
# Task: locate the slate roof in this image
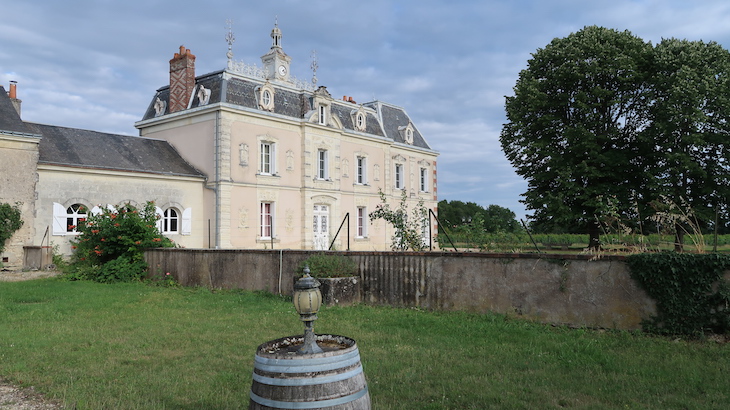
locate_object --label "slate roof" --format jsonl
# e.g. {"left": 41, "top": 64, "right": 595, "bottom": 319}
{"left": 26, "top": 122, "right": 204, "bottom": 178}
{"left": 0, "top": 86, "right": 35, "bottom": 135}
{"left": 140, "top": 71, "right": 434, "bottom": 151}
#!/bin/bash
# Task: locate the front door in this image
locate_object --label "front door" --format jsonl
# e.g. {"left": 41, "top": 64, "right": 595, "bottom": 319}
{"left": 313, "top": 205, "right": 329, "bottom": 250}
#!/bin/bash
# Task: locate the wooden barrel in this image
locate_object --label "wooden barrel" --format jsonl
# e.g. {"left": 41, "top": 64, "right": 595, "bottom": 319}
{"left": 249, "top": 335, "right": 371, "bottom": 409}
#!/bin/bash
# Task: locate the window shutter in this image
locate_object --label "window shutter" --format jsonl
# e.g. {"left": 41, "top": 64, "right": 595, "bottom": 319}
{"left": 52, "top": 202, "right": 66, "bottom": 236}
{"left": 91, "top": 206, "right": 103, "bottom": 216}
{"left": 181, "top": 208, "right": 192, "bottom": 235}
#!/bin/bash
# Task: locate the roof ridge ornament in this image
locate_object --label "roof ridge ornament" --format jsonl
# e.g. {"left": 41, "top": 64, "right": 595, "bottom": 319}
{"left": 310, "top": 49, "right": 318, "bottom": 87}
{"left": 225, "top": 19, "right": 235, "bottom": 69}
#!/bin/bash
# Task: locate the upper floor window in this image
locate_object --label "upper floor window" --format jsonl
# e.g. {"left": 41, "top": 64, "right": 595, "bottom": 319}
{"left": 395, "top": 164, "right": 404, "bottom": 190}
{"left": 420, "top": 167, "right": 428, "bottom": 192}
{"left": 260, "top": 141, "right": 276, "bottom": 175}
{"left": 162, "top": 208, "right": 180, "bottom": 234}
{"left": 262, "top": 90, "right": 272, "bottom": 107}
{"left": 317, "top": 149, "right": 329, "bottom": 180}
{"left": 356, "top": 156, "right": 367, "bottom": 185}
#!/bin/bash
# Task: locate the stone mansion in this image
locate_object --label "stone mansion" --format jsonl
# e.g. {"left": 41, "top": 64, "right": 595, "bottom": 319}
{"left": 0, "top": 24, "right": 438, "bottom": 268}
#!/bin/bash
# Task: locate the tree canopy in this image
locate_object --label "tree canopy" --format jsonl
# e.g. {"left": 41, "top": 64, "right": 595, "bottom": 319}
{"left": 438, "top": 200, "right": 520, "bottom": 233}
{"left": 500, "top": 26, "right": 730, "bottom": 247}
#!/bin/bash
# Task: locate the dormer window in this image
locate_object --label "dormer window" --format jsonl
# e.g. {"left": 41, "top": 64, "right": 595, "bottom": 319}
{"left": 257, "top": 83, "right": 275, "bottom": 111}
{"left": 398, "top": 123, "right": 415, "bottom": 145}
{"left": 319, "top": 105, "right": 326, "bottom": 125}
{"left": 357, "top": 113, "right": 365, "bottom": 129}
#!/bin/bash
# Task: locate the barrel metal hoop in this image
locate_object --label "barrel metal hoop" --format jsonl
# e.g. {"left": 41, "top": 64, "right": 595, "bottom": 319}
{"left": 252, "top": 365, "right": 363, "bottom": 387}
{"left": 250, "top": 385, "right": 369, "bottom": 409}
{"left": 255, "top": 348, "right": 360, "bottom": 367}
{"left": 254, "top": 350, "right": 362, "bottom": 374}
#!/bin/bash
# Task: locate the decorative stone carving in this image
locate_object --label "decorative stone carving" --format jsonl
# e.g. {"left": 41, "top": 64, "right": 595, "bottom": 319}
{"left": 239, "top": 143, "right": 249, "bottom": 166}
{"left": 154, "top": 97, "right": 166, "bottom": 117}
{"left": 286, "top": 150, "right": 294, "bottom": 171}
{"left": 196, "top": 85, "right": 211, "bottom": 106}
{"left": 238, "top": 207, "right": 249, "bottom": 229}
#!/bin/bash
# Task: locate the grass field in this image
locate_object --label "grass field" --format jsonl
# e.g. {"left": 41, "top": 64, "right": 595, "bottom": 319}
{"left": 1, "top": 278, "right": 728, "bottom": 409}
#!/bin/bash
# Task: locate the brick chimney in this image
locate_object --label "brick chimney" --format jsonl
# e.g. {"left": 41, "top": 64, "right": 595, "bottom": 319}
{"left": 169, "top": 46, "right": 196, "bottom": 113}
{"left": 8, "top": 81, "right": 21, "bottom": 116}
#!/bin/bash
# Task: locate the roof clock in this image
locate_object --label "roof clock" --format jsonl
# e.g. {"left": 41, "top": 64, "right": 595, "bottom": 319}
{"left": 261, "top": 21, "right": 291, "bottom": 82}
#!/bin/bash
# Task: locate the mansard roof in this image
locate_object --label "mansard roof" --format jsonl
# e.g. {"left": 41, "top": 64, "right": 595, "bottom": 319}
{"left": 27, "top": 122, "right": 204, "bottom": 178}
{"left": 140, "top": 71, "right": 434, "bottom": 151}
{"left": 0, "top": 86, "right": 35, "bottom": 135}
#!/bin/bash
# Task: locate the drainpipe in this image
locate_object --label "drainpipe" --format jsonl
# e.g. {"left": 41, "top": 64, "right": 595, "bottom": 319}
{"left": 214, "top": 110, "right": 221, "bottom": 248}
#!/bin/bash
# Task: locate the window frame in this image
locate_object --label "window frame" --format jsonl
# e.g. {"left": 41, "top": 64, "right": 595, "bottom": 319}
{"left": 394, "top": 163, "right": 404, "bottom": 190}
{"left": 317, "top": 149, "right": 329, "bottom": 180}
{"left": 356, "top": 156, "right": 367, "bottom": 185}
{"left": 318, "top": 105, "right": 326, "bottom": 125}
{"left": 260, "top": 202, "right": 274, "bottom": 239}
{"left": 420, "top": 167, "right": 428, "bottom": 192}
{"left": 357, "top": 206, "right": 367, "bottom": 238}
{"left": 162, "top": 208, "right": 180, "bottom": 234}
{"left": 260, "top": 141, "right": 276, "bottom": 175}
{"left": 65, "top": 203, "right": 87, "bottom": 233}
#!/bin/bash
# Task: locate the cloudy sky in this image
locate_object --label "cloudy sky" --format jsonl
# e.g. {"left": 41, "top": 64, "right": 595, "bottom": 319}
{"left": 3, "top": 1, "right": 730, "bottom": 220}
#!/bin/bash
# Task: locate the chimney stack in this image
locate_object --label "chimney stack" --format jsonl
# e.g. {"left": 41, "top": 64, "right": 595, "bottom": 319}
{"left": 169, "top": 46, "right": 196, "bottom": 113}
{"left": 8, "top": 81, "right": 21, "bottom": 116}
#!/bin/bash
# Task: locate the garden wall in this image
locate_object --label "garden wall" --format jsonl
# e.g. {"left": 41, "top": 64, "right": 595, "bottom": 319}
{"left": 144, "top": 249, "right": 656, "bottom": 330}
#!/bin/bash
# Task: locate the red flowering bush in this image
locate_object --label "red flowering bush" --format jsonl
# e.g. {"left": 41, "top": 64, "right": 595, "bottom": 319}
{"left": 69, "top": 201, "right": 174, "bottom": 282}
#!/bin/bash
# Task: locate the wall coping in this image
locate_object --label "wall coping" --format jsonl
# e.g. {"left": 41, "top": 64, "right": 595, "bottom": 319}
{"left": 147, "top": 247, "right": 626, "bottom": 261}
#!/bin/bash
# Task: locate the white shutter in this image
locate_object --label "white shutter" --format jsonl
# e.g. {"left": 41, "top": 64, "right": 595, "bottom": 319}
{"left": 91, "top": 206, "right": 103, "bottom": 216}
{"left": 155, "top": 206, "right": 164, "bottom": 232}
{"left": 106, "top": 204, "right": 117, "bottom": 213}
{"left": 52, "top": 202, "right": 66, "bottom": 236}
{"left": 181, "top": 208, "right": 192, "bottom": 235}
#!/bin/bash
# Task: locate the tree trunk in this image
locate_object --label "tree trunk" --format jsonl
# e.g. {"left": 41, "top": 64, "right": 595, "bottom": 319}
{"left": 588, "top": 221, "right": 601, "bottom": 250}
{"left": 674, "top": 222, "right": 685, "bottom": 252}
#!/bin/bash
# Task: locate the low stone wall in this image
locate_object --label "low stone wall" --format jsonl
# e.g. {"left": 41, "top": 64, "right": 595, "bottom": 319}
{"left": 144, "top": 249, "right": 656, "bottom": 330}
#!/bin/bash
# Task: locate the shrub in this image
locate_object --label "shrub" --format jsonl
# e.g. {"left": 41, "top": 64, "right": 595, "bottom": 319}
{"left": 69, "top": 201, "right": 174, "bottom": 282}
{"left": 626, "top": 252, "right": 730, "bottom": 336}
{"left": 0, "top": 202, "right": 23, "bottom": 253}
{"left": 299, "top": 253, "right": 357, "bottom": 278}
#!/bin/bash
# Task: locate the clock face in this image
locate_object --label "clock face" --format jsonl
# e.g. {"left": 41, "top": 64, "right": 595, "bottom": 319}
{"left": 278, "top": 65, "right": 287, "bottom": 76}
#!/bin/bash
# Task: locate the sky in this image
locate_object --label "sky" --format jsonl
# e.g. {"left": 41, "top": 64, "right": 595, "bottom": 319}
{"left": 3, "top": 0, "right": 730, "bottom": 220}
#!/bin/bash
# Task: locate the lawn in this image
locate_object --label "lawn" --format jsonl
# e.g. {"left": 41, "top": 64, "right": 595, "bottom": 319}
{"left": 1, "top": 279, "right": 728, "bottom": 409}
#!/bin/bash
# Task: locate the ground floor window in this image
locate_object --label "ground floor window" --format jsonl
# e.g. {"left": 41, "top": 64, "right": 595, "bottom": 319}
{"left": 357, "top": 206, "right": 367, "bottom": 238}
{"left": 260, "top": 202, "right": 274, "bottom": 239}
{"left": 162, "top": 208, "right": 179, "bottom": 233}
{"left": 66, "top": 203, "right": 87, "bottom": 232}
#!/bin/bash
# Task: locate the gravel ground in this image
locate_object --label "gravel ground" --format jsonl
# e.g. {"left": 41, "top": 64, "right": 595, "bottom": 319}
{"left": 1, "top": 271, "right": 64, "bottom": 409}
{"left": 0, "top": 382, "right": 62, "bottom": 410}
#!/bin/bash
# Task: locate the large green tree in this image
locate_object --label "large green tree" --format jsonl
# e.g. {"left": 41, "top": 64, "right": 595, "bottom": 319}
{"left": 500, "top": 26, "right": 653, "bottom": 248}
{"left": 645, "top": 39, "right": 730, "bottom": 249}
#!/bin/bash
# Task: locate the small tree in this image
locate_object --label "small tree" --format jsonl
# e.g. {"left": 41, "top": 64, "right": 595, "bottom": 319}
{"left": 70, "top": 201, "right": 174, "bottom": 282}
{"left": 369, "top": 189, "right": 429, "bottom": 251}
{"left": 0, "top": 202, "right": 23, "bottom": 254}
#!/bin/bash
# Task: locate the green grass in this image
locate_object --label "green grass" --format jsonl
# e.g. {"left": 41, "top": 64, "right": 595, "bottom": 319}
{"left": 1, "top": 279, "right": 729, "bottom": 409}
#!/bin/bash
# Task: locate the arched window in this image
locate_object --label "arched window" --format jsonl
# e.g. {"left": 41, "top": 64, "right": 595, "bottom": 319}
{"left": 66, "top": 204, "right": 87, "bottom": 232}
{"left": 163, "top": 208, "right": 180, "bottom": 233}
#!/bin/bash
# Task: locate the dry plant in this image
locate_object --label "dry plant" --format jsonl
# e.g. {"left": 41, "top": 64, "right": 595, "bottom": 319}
{"left": 649, "top": 195, "right": 705, "bottom": 253}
